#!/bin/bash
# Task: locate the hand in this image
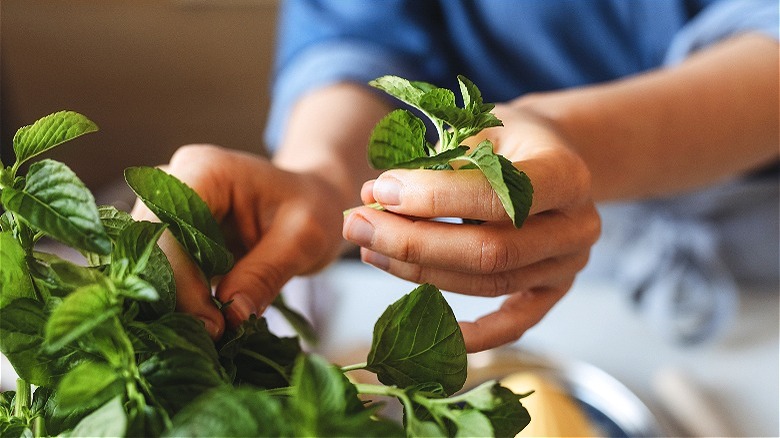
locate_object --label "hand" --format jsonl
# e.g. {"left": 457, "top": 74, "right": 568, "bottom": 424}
{"left": 342, "top": 104, "right": 601, "bottom": 352}
{"left": 132, "top": 144, "right": 349, "bottom": 339}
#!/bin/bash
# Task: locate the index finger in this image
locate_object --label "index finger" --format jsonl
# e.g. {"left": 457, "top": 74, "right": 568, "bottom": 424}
{"left": 364, "top": 146, "right": 591, "bottom": 222}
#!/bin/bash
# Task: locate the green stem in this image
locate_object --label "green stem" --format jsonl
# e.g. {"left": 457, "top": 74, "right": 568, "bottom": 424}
{"left": 32, "top": 415, "right": 45, "bottom": 438}
{"left": 340, "top": 362, "right": 367, "bottom": 373}
{"left": 13, "top": 378, "right": 30, "bottom": 418}
{"left": 238, "top": 348, "right": 290, "bottom": 384}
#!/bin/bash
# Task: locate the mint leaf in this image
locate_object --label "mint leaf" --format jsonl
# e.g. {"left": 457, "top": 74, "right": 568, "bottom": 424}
{"left": 124, "top": 166, "right": 233, "bottom": 278}
{"left": 139, "top": 349, "right": 226, "bottom": 415}
{"left": 462, "top": 141, "right": 533, "bottom": 227}
{"left": 0, "top": 232, "right": 37, "bottom": 308}
{"left": 217, "top": 316, "right": 300, "bottom": 388}
{"left": 165, "top": 387, "right": 287, "bottom": 437}
{"left": 69, "top": 396, "right": 128, "bottom": 438}
{"left": 12, "top": 111, "right": 98, "bottom": 168}
{"left": 368, "top": 109, "right": 430, "bottom": 169}
{"left": 55, "top": 361, "right": 123, "bottom": 412}
{"left": 367, "top": 76, "right": 531, "bottom": 227}
{"left": 113, "top": 220, "right": 168, "bottom": 276}
{"left": 367, "top": 283, "right": 467, "bottom": 396}
{"left": 289, "top": 354, "right": 402, "bottom": 437}
{"left": 0, "top": 298, "right": 70, "bottom": 387}
{"left": 1, "top": 160, "right": 111, "bottom": 254}
{"left": 85, "top": 206, "right": 176, "bottom": 319}
{"left": 44, "top": 283, "right": 119, "bottom": 353}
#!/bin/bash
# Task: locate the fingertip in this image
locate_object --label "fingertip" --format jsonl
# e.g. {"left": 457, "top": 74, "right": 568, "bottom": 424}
{"left": 198, "top": 316, "right": 225, "bottom": 340}
{"left": 222, "top": 293, "right": 259, "bottom": 329}
{"left": 361, "top": 180, "right": 376, "bottom": 204}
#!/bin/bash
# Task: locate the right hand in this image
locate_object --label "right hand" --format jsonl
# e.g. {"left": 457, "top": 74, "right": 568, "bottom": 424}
{"left": 131, "top": 144, "right": 349, "bottom": 339}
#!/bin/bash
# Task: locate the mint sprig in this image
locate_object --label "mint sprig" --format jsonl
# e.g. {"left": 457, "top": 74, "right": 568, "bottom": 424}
{"left": 367, "top": 75, "right": 533, "bottom": 227}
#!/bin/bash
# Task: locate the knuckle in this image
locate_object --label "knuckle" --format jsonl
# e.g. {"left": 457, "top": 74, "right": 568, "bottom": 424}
{"left": 399, "top": 232, "right": 422, "bottom": 264}
{"left": 169, "top": 144, "right": 220, "bottom": 168}
{"left": 478, "top": 238, "right": 512, "bottom": 274}
{"left": 487, "top": 271, "right": 513, "bottom": 297}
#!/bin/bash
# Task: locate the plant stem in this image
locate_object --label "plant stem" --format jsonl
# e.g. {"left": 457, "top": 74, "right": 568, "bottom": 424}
{"left": 13, "top": 378, "right": 30, "bottom": 418}
{"left": 340, "top": 362, "right": 367, "bottom": 373}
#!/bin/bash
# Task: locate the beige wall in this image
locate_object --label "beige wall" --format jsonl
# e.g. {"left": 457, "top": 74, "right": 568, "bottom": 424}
{"left": 1, "top": 0, "right": 279, "bottom": 201}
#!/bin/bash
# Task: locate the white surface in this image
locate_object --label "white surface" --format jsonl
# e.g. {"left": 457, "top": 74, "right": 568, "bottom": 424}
{"left": 299, "top": 259, "right": 779, "bottom": 438}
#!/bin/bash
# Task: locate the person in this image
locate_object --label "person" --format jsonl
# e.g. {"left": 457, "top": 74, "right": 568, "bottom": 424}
{"left": 133, "top": 0, "right": 778, "bottom": 352}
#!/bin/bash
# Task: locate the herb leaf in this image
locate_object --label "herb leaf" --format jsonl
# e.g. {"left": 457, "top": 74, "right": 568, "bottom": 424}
{"left": 0, "top": 232, "right": 37, "bottom": 308}
{"left": 1, "top": 160, "right": 111, "bottom": 254}
{"left": 165, "top": 387, "right": 287, "bottom": 437}
{"left": 12, "top": 111, "right": 98, "bottom": 168}
{"left": 124, "top": 166, "right": 233, "bottom": 278}
{"left": 55, "top": 361, "right": 124, "bottom": 412}
{"left": 368, "top": 109, "right": 430, "bottom": 169}
{"left": 44, "top": 283, "right": 119, "bottom": 354}
{"left": 461, "top": 141, "right": 533, "bottom": 227}
{"left": 367, "top": 283, "right": 467, "bottom": 396}
{"left": 0, "top": 298, "right": 68, "bottom": 387}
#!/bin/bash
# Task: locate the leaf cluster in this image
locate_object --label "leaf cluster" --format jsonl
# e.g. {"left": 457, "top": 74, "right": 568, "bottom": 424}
{"left": 0, "top": 110, "right": 531, "bottom": 437}
{"left": 366, "top": 75, "right": 533, "bottom": 227}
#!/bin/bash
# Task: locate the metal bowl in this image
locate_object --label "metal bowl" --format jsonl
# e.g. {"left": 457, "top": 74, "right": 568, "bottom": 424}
{"left": 466, "top": 347, "right": 668, "bottom": 437}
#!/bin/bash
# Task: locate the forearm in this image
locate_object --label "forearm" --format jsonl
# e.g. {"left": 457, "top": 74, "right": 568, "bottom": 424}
{"left": 515, "top": 33, "right": 779, "bottom": 201}
{"left": 272, "top": 82, "right": 390, "bottom": 207}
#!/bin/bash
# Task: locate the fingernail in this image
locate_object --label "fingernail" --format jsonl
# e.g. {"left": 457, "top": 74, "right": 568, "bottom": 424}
{"left": 229, "top": 294, "right": 257, "bottom": 320}
{"left": 345, "top": 214, "right": 375, "bottom": 247}
{"left": 362, "top": 250, "right": 390, "bottom": 271}
{"left": 201, "top": 318, "right": 222, "bottom": 339}
{"left": 374, "top": 176, "right": 401, "bottom": 205}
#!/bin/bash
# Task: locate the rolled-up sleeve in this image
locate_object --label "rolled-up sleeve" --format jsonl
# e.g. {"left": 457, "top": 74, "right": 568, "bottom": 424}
{"left": 264, "top": 0, "right": 445, "bottom": 152}
{"left": 664, "top": 0, "right": 779, "bottom": 64}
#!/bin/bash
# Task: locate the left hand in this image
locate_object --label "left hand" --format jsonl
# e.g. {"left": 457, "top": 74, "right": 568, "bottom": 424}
{"left": 342, "top": 104, "right": 601, "bottom": 352}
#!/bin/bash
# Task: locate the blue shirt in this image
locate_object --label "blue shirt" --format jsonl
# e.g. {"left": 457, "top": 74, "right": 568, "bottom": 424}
{"left": 266, "top": 0, "right": 779, "bottom": 344}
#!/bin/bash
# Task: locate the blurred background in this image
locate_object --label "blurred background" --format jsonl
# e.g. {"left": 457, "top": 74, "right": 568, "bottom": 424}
{"left": 1, "top": 0, "right": 278, "bottom": 208}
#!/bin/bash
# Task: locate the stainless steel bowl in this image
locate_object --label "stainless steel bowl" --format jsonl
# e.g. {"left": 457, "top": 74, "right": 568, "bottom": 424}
{"left": 466, "top": 347, "right": 668, "bottom": 437}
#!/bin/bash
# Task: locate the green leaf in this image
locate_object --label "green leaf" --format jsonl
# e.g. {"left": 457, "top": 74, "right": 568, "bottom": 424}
{"left": 289, "top": 354, "right": 402, "bottom": 437}
{"left": 368, "top": 109, "right": 429, "bottom": 169}
{"left": 28, "top": 253, "right": 107, "bottom": 299}
{"left": 44, "top": 283, "right": 119, "bottom": 353}
{"left": 128, "top": 313, "right": 228, "bottom": 382}
{"left": 395, "top": 145, "right": 469, "bottom": 169}
{"left": 164, "top": 387, "right": 288, "bottom": 437}
{"left": 139, "top": 349, "right": 226, "bottom": 415}
{"left": 12, "top": 111, "right": 98, "bottom": 168}
{"left": 449, "top": 409, "right": 494, "bottom": 437}
{"left": 69, "top": 396, "right": 127, "bottom": 438}
{"left": 55, "top": 361, "right": 123, "bottom": 413}
{"left": 0, "top": 298, "right": 73, "bottom": 387}
{"left": 117, "top": 275, "right": 159, "bottom": 302}
{"left": 0, "top": 232, "right": 37, "bottom": 308}
{"left": 1, "top": 160, "right": 111, "bottom": 254}
{"left": 113, "top": 220, "right": 167, "bottom": 276}
{"left": 462, "top": 141, "right": 533, "bottom": 227}
{"left": 217, "top": 316, "right": 301, "bottom": 388}
{"left": 85, "top": 206, "right": 176, "bottom": 319}
{"left": 367, "top": 283, "right": 467, "bottom": 396}
{"left": 479, "top": 384, "right": 532, "bottom": 437}
{"left": 124, "top": 166, "right": 233, "bottom": 278}
{"left": 369, "top": 76, "right": 430, "bottom": 108}
{"left": 271, "top": 294, "right": 318, "bottom": 345}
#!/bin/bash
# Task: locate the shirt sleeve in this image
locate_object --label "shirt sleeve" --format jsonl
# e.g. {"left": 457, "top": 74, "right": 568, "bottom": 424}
{"left": 263, "top": 0, "right": 445, "bottom": 152}
{"left": 664, "top": 0, "right": 779, "bottom": 65}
